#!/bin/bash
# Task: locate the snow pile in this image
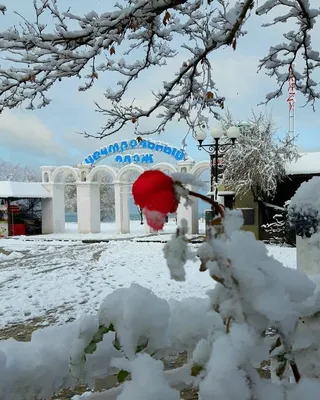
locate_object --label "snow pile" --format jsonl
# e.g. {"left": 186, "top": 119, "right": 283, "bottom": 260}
{"left": 0, "top": 322, "right": 79, "bottom": 399}
{"left": 199, "top": 324, "right": 265, "bottom": 399}
{"left": 288, "top": 176, "right": 320, "bottom": 237}
{"left": 0, "top": 251, "right": 23, "bottom": 260}
{"left": 69, "top": 315, "right": 117, "bottom": 380}
{"left": 2, "top": 213, "right": 320, "bottom": 398}
{"left": 98, "top": 284, "right": 170, "bottom": 359}
{"left": 223, "top": 230, "right": 314, "bottom": 328}
{"left": 168, "top": 297, "right": 220, "bottom": 352}
{"left": 0, "top": 282, "right": 216, "bottom": 399}
{"left": 0, "top": 320, "right": 122, "bottom": 399}
{"left": 113, "top": 354, "right": 180, "bottom": 400}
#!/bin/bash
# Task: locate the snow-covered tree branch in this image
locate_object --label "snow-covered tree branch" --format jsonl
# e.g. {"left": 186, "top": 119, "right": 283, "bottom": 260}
{"left": 0, "top": 0, "right": 319, "bottom": 137}
{"left": 0, "top": 160, "right": 41, "bottom": 182}
{"left": 257, "top": 0, "right": 320, "bottom": 107}
{"left": 221, "top": 111, "right": 298, "bottom": 200}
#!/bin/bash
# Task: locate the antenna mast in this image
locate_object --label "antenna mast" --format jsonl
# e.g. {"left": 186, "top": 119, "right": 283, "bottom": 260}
{"left": 287, "top": 65, "right": 296, "bottom": 142}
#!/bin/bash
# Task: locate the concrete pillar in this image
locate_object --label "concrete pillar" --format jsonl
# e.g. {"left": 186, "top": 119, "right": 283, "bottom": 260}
{"left": 121, "top": 182, "right": 130, "bottom": 234}
{"left": 217, "top": 195, "right": 225, "bottom": 205}
{"left": 41, "top": 198, "right": 53, "bottom": 234}
{"left": 176, "top": 159, "right": 198, "bottom": 234}
{"left": 76, "top": 182, "right": 101, "bottom": 234}
{"left": 114, "top": 181, "right": 130, "bottom": 234}
{"left": 177, "top": 158, "right": 195, "bottom": 173}
{"left": 190, "top": 194, "right": 199, "bottom": 234}
{"left": 296, "top": 235, "right": 320, "bottom": 276}
{"left": 41, "top": 183, "right": 65, "bottom": 234}
{"left": 114, "top": 181, "right": 123, "bottom": 234}
{"left": 77, "top": 164, "right": 94, "bottom": 182}
{"left": 176, "top": 186, "right": 199, "bottom": 234}
{"left": 40, "top": 166, "right": 57, "bottom": 183}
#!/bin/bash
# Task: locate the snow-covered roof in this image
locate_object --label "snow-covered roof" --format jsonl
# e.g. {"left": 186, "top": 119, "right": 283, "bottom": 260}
{"left": 286, "top": 152, "right": 320, "bottom": 175}
{"left": 0, "top": 181, "right": 51, "bottom": 199}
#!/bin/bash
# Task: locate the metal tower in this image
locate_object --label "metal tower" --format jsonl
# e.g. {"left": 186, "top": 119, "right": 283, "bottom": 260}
{"left": 287, "top": 65, "right": 296, "bottom": 142}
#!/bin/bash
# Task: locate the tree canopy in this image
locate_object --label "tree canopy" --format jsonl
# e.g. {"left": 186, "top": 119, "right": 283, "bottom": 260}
{"left": 221, "top": 111, "right": 298, "bottom": 200}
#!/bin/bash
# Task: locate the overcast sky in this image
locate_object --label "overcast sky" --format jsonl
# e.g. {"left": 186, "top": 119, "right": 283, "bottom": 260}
{"left": 0, "top": 0, "right": 319, "bottom": 171}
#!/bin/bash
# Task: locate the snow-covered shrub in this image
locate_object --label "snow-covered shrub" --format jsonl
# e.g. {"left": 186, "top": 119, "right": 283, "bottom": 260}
{"left": 0, "top": 283, "right": 213, "bottom": 400}
{"left": 2, "top": 171, "right": 320, "bottom": 399}
{"left": 288, "top": 177, "right": 320, "bottom": 238}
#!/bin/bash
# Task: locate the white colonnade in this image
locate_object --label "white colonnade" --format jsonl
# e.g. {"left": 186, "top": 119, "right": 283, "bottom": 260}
{"left": 40, "top": 159, "right": 211, "bottom": 235}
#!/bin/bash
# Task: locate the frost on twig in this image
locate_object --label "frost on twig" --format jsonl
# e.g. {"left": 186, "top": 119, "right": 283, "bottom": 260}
{"left": 163, "top": 219, "right": 195, "bottom": 281}
{"left": 172, "top": 172, "right": 206, "bottom": 190}
{"left": 0, "top": 1, "right": 318, "bottom": 137}
{"left": 172, "top": 172, "right": 206, "bottom": 209}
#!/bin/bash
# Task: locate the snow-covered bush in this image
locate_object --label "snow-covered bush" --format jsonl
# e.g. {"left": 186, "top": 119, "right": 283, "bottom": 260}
{"left": 1, "top": 171, "right": 320, "bottom": 399}
{"left": 0, "top": 284, "right": 213, "bottom": 399}
{"left": 288, "top": 177, "right": 320, "bottom": 238}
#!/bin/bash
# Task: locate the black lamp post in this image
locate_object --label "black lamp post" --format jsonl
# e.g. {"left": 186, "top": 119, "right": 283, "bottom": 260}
{"left": 194, "top": 125, "right": 240, "bottom": 212}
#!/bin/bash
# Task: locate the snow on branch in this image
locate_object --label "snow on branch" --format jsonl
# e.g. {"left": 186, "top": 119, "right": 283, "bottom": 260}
{"left": 0, "top": 282, "right": 213, "bottom": 399}
{"left": 64, "top": 363, "right": 193, "bottom": 400}
{"left": 0, "top": 0, "right": 319, "bottom": 137}
{"left": 257, "top": 0, "right": 320, "bottom": 107}
{"left": 0, "top": 0, "right": 251, "bottom": 137}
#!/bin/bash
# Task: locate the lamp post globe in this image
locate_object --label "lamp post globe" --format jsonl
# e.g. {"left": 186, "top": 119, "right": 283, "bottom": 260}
{"left": 195, "top": 129, "right": 207, "bottom": 144}
{"left": 226, "top": 126, "right": 240, "bottom": 139}
{"left": 211, "top": 127, "right": 224, "bottom": 139}
{"left": 194, "top": 123, "right": 240, "bottom": 221}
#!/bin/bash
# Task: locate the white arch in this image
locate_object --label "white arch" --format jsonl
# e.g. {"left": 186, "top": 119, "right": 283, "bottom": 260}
{"left": 116, "top": 164, "right": 145, "bottom": 182}
{"left": 152, "top": 162, "right": 178, "bottom": 174}
{"left": 190, "top": 161, "right": 210, "bottom": 179}
{"left": 51, "top": 166, "right": 80, "bottom": 183}
{"left": 87, "top": 165, "right": 118, "bottom": 183}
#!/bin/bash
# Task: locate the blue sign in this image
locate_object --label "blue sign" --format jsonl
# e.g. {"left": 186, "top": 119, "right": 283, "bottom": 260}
{"left": 82, "top": 138, "right": 186, "bottom": 165}
{"left": 115, "top": 153, "right": 154, "bottom": 164}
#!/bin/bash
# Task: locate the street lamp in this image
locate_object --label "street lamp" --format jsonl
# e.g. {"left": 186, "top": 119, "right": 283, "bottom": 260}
{"left": 194, "top": 124, "right": 240, "bottom": 212}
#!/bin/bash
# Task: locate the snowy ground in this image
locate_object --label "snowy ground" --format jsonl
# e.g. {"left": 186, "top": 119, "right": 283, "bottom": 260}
{"left": 23, "top": 220, "right": 201, "bottom": 241}
{"left": 0, "top": 226, "right": 296, "bottom": 329}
